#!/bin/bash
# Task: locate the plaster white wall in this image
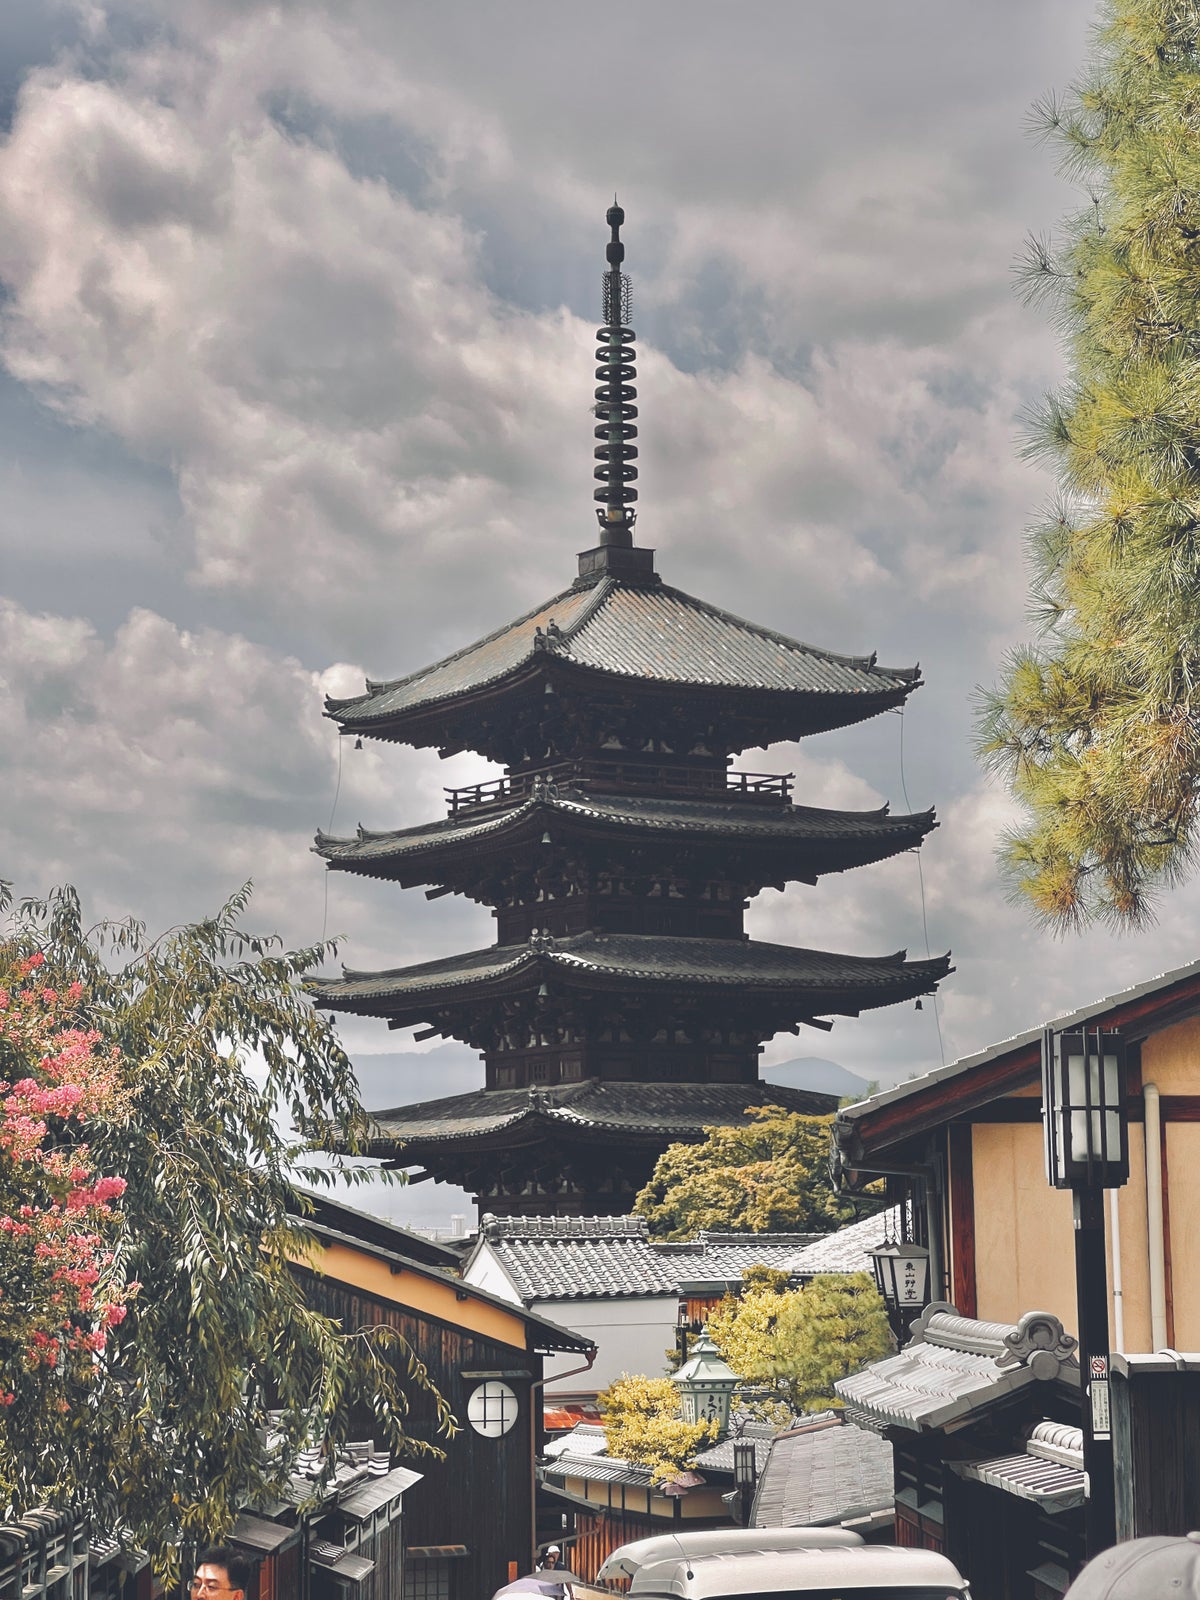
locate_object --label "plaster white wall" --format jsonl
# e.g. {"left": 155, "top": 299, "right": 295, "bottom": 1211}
{"left": 462, "top": 1240, "right": 523, "bottom": 1304}
{"left": 534, "top": 1295, "right": 678, "bottom": 1395}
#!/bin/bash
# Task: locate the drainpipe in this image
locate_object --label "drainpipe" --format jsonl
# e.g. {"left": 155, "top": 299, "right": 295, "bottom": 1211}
{"left": 1144, "top": 1084, "right": 1168, "bottom": 1350}
{"left": 1109, "top": 1188, "right": 1124, "bottom": 1353}
{"left": 531, "top": 1348, "right": 597, "bottom": 1574}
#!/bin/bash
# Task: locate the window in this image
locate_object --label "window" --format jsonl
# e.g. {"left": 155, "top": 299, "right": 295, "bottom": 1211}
{"left": 466, "top": 1380, "right": 518, "bottom": 1437}
{"left": 404, "top": 1559, "right": 453, "bottom": 1600}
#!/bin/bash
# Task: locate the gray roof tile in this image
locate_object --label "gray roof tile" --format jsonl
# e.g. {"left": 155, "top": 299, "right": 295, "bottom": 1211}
{"left": 786, "top": 1206, "right": 900, "bottom": 1277}
{"left": 835, "top": 1305, "right": 1079, "bottom": 1433}
{"left": 316, "top": 932, "right": 950, "bottom": 1012}
{"left": 327, "top": 578, "right": 918, "bottom": 727}
{"left": 366, "top": 1081, "right": 835, "bottom": 1154}
{"left": 315, "top": 789, "right": 935, "bottom": 873}
{"left": 751, "top": 1417, "right": 894, "bottom": 1528}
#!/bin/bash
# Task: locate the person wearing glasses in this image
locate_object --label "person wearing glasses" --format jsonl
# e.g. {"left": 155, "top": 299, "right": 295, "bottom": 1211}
{"left": 188, "top": 1546, "right": 252, "bottom": 1598}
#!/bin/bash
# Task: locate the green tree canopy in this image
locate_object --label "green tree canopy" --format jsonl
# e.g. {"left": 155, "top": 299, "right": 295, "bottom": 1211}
{"left": 707, "top": 1271, "right": 891, "bottom": 1415}
{"left": 980, "top": 1, "right": 1200, "bottom": 928}
{"left": 598, "top": 1373, "right": 718, "bottom": 1484}
{"left": 0, "top": 885, "right": 450, "bottom": 1580}
{"left": 634, "top": 1108, "right": 868, "bottom": 1240}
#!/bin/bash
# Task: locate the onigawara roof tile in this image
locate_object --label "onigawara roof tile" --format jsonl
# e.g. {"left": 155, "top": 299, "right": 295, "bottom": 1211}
{"left": 326, "top": 577, "right": 919, "bottom": 728}
{"left": 313, "top": 932, "right": 951, "bottom": 1016}
{"left": 835, "top": 1304, "right": 1079, "bottom": 1434}
{"left": 315, "top": 788, "right": 936, "bottom": 876}
{"left": 751, "top": 1413, "right": 895, "bottom": 1529}
{"left": 365, "top": 1081, "right": 837, "bottom": 1156}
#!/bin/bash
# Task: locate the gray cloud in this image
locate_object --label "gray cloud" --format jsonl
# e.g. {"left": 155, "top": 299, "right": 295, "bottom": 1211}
{"left": 8, "top": 0, "right": 1193, "bottom": 1234}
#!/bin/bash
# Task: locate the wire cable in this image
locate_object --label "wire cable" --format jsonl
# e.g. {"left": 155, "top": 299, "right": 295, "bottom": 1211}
{"left": 898, "top": 707, "right": 945, "bottom": 1067}
{"left": 321, "top": 735, "right": 345, "bottom": 947}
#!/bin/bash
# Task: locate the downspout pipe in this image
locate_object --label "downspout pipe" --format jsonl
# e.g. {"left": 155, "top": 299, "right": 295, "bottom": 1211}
{"left": 1144, "top": 1084, "right": 1168, "bottom": 1350}
{"left": 830, "top": 1131, "right": 944, "bottom": 1304}
{"left": 1109, "top": 1187, "right": 1124, "bottom": 1353}
{"left": 531, "top": 1348, "right": 598, "bottom": 1572}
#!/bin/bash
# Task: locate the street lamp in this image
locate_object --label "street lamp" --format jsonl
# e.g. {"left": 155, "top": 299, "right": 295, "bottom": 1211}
{"left": 732, "top": 1438, "right": 758, "bottom": 1526}
{"left": 672, "top": 1327, "right": 738, "bottom": 1438}
{"left": 868, "top": 1237, "right": 932, "bottom": 1330}
{"left": 1041, "top": 1025, "right": 1129, "bottom": 1561}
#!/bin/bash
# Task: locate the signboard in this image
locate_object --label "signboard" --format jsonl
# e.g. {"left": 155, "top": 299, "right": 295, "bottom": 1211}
{"left": 1090, "top": 1354, "right": 1111, "bottom": 1438}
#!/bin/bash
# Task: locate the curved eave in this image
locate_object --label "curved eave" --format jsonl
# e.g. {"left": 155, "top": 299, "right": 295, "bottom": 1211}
{"left": 361, "top": 1082, "right": 840, "bottom": 1157}
{"left": 313, "top": 798, "right": 939, "bottom": 889}
{"left": 326, "top": 658, "right": 919, "bottom": 748}
{"left": 309, "top": 936, "right": 952, "bottom": 1025}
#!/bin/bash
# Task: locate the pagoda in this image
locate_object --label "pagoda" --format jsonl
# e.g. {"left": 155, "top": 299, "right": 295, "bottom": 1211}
{"left": 313, "top": 205, "right": 950, "bottom": 1218}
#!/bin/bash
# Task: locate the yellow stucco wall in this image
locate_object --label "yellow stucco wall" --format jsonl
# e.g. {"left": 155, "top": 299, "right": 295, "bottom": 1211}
{"left": 966, "top": 1010, "right": 1200, "bottom": 1348}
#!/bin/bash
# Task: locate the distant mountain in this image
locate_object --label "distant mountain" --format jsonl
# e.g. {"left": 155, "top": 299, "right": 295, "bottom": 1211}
{"left": 762, "top": 1056, "right": 871, "bottom": 1101}
{"left": 350, "top": 1043, "right": 481, "bottom": 1110}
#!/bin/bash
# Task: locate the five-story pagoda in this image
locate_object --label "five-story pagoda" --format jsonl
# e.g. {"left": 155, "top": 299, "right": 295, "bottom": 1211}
{"left": 313, "top": 206, "right": 950, "bottom": 1218}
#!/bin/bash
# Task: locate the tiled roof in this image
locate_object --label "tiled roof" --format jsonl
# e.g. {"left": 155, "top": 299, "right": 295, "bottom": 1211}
{"left": 473, "top": 1213, "right": 841, "bottom": 1301}
{"left": 836, "top": 1305, "right": 1079, "bottom": 1434}
{"left": 543, "top": 1423, "right": 610, "bottom": 1459}
{"left": 366, "top": 1081, "right": 836, "bottom": 1155}
{"left": 752, "top": 1414, "right": 894, "bottom": 1529}
{"left": 544, "top": 1450, "right": 656, "bottom": 1488}
{"left": 315, "top": 788, "right": 935, "bottom": 875}
{"left": 695, "top": 1422, "right": 776, "bottom": 1475}
{"left": 952, "top": 1421, "right": 1084, "bottom": 1511}
{"left": 315, "top": 932, "right": 951, "bottom": 1015}
{"left": 327, "top": 577, "right": 919, "bottom": 728}
{"left": 787, "top": 1206, "right": 900, "bottom": 1277}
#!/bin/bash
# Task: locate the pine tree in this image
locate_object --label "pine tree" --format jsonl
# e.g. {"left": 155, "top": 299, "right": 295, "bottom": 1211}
{"left": 979, "top": 1, "right": 1200, "bottom": 927}
{"left": 634, "top": 1107, "right": 869, "bottom": 1240}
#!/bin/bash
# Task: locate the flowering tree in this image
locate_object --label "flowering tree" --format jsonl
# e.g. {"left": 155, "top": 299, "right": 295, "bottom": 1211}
{"left": 1, "top": 885, "right": 450, "bottom": 1580}
{"left": 0, "top": 952, "right": 133, "bottom": 1509}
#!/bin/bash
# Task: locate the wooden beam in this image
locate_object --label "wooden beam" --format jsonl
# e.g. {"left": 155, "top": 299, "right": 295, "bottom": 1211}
{"left": 947, "top": 1125, "right": 976, "bottom": 1318}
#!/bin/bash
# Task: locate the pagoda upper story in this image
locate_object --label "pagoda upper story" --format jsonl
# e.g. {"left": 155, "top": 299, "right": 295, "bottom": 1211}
{"left": 312, "top": 205, "right": 950, "bottom": 1217}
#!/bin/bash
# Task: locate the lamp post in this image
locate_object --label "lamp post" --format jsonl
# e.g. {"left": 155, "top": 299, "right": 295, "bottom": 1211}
{"left": 868, "top": 1236, "right": 932, "bottom": 1342}
{"left": 1042, "top": 1025, "right": 1129, "bottom": 1560}
{"left": 671, "top": 1327, "right": 738, "bottom": 1439}
{"left": 732, "top": 1437, "right": 758, "bottom": 1526}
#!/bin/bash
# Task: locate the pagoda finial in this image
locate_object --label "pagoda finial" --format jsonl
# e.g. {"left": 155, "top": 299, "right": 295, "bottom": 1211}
{"left": 593, "top": 199, "right": 638, "bottom": 546}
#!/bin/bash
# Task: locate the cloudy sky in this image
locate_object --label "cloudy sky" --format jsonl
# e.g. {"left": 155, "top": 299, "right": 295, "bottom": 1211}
{"left": 4, "top": 0, "right": 1187, "bottom": 1228}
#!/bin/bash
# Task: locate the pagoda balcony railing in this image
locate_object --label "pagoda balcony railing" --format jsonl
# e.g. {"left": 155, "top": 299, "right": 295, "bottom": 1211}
{"left": 444, "top": 766, "right": 793, "bottom": 815}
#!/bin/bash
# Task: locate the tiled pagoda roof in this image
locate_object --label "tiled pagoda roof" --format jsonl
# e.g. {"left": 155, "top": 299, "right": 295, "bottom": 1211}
{"left": 325, "top": 576, "right": 919, "bottom": 730}
{"left": 313, "top": 932, "right": 951, "bottom": 1019}
{"left": 363, "top": 1080, "right": 837, "bottom": 1156}
{"left": 315, "top": 787, "right": 936, "bottom": 882}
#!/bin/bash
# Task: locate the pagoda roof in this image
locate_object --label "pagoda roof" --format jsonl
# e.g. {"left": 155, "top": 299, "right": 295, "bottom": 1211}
{"left": 312, "top": 931, "right": 951, "bottom": 1021}
{"left": 364, "top": 1079, "right": 838, "bottom": 1156}
{"left": 326, "top": 575, "right": 919, "bottom": 734}
{"left": 314, "top": 787, "right": 937, "bottom": 883}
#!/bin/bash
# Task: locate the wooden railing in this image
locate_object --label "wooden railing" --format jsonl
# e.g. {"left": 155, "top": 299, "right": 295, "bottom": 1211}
{"left": 444, "top": 766, "right": 793, "bottom": 814}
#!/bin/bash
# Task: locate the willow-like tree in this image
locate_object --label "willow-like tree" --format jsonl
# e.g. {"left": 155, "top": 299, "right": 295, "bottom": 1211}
{"left": 635, "top": 1108, "right": 866, "bottom": 1240}
{"left": 979, "top": 2, "right": 1200, "bottom": 928}
{"left": 0, "top": 885, "right": 450, "bottom": 1581}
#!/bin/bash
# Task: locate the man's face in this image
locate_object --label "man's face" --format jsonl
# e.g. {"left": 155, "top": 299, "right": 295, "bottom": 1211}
{"left": 544, "top": 1553, "right": 559, "bottom": 1567}
{"left": 190, "top": 1565, "right": 245, "bottom": 1600}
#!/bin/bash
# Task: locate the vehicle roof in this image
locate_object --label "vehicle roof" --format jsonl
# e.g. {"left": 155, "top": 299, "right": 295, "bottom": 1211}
{"left": 598, "top": 1528, "right": 864, "bottom": 1582}
{"left": 628, "top": 1546, "right": 966, "bottom": 1598}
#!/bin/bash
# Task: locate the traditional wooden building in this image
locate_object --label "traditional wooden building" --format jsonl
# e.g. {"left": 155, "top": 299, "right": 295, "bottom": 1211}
{"left": 312, "top": 204, "right": 949, "bottom": 1217}
{"left": 291, "top": 1192, "right": 595, "bottom": 1600}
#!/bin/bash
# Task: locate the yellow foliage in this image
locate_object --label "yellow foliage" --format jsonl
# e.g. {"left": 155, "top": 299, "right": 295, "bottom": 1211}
{"left": 599, "top": 1373, "right": 719, "bottom": 1485}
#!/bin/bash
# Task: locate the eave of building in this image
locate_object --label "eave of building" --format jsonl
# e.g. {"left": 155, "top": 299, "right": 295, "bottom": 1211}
{"left": 290, "top": 1219, "right": 593, "bottom": 1356}
{"left": 363, "top": 1081, "right": 838, "bottom": 1159}
{"left": 314, "top": 789, "right": 937, "bottom": 888}
{"left": 310, "top": 932, "right": 951, "bottom": 1025}
{"left": 835, "top": 955, "right": 1200, "bottom": 1160}
{"left": 324, "top": 576, "right": 920, "bottom": 750}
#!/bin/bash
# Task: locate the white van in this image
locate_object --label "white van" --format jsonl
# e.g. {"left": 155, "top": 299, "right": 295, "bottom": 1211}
{"left": 625, "top": 1546, "right": 969, "bottom": 1599}
{"left": 598, "top": 1530, "right": 865, "bottom": 1585}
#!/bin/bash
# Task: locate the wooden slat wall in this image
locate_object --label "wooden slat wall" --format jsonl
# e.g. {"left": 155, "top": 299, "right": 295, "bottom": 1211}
{"left": 296, "top": 1268, "right": 538, "bottom": 1600}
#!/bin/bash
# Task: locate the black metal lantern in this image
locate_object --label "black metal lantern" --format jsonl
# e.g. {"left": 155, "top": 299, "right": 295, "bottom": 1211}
{"left": 868, "top": 1238, "right": 931, "bottom": 1315}
{"left": 732, "top": 1438, "right": 757, "bottom": 1492}
{"left": 1042, "top": 1027, "right": 1129, "bottom": 1190}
